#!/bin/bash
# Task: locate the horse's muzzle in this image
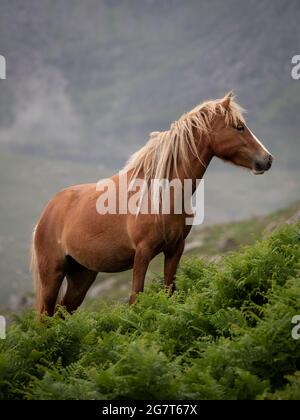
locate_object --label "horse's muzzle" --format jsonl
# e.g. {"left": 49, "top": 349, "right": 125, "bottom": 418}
{"left": 252, "top": 154, "right": 273, "bottom": 174}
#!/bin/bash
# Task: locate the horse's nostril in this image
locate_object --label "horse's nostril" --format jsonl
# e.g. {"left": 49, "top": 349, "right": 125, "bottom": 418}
{"left": 254, "top": 154, "right": 273, "bottom": 172}
{"left": 266, "top": 154, "right": 273, "bottom": 169}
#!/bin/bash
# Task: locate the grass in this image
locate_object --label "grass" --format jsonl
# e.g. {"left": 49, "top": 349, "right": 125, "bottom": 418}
{"left": 0, "top": 222, "right": 299, "bottom": 400}
{"left": 85, "top": 201, "right": 300, "bottom": 303}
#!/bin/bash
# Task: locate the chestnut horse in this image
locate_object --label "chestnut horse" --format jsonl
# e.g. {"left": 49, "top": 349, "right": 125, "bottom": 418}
{"left": 30, "top": 92, "right": 273, "bottom": 316}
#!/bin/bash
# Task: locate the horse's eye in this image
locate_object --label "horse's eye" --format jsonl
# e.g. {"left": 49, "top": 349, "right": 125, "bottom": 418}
{"left": 236, "top": 125, "right": 245, "bottom": 132}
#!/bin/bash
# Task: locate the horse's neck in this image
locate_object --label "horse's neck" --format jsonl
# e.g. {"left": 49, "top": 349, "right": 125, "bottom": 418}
{"left": 175, "top": 135, "right": 213, "bottom": 190}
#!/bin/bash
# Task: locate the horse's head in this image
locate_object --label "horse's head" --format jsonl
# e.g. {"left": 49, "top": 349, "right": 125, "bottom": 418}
{"left": 210, "top": 92, "right": 273, "bottom": 174}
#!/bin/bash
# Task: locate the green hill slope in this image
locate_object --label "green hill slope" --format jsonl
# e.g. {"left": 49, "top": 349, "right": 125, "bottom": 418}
{"left": 1, "top": 222, "right": 299, "bottom": 400}
{"left": 85, "top": 201, "right": 300, "bottom": 303}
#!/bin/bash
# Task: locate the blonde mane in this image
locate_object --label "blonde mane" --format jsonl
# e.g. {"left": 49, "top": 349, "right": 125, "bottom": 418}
{"left": 124, "top": 92, "right": 245, "bottom": 182}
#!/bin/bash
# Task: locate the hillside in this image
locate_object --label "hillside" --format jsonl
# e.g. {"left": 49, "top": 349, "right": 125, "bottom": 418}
{"left": 0, "top": 222, "right": 299, "bottom": 400}
{"left": 86, "top": 201, "right": 300, "bottom": 304}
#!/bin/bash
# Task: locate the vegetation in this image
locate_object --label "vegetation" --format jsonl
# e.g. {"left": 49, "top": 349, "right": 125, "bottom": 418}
{"left": 0, "top": 222, "right": 299, "bottom": 400}
{"left": 86, "top": 202, "right": 300, "bottom": 303}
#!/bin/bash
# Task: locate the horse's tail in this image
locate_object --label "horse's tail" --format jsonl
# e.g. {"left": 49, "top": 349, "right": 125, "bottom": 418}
{"left": 30, "top": 226, "right": 42, "bottom": 314}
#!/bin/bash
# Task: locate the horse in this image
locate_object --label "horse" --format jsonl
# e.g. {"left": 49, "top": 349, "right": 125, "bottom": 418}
{"left": 30, "top": 91, "right": 273, "bottom": 317}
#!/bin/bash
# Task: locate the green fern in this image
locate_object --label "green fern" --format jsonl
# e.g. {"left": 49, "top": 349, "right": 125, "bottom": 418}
{"left": 0, "top": 223, "right": 299, "bottom": 400}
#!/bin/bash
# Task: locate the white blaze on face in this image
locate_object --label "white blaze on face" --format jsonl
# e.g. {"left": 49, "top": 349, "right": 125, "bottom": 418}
{"left": 247, "top": 126, "right": 271, "bottom": 155}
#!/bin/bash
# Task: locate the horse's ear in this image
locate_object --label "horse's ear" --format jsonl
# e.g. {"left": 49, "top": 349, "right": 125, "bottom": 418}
{"left": 221, "top": 91, "right": 234, "bottom": 109}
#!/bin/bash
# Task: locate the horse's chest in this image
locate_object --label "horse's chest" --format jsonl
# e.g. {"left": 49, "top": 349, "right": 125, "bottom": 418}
{"left": 156, "top": 220, "right": 192, "bottom": 250}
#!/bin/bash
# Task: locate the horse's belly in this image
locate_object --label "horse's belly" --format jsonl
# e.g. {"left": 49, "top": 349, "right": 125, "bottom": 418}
{"left": 90, "top": 250, "right": 135, "bottom": 273}
{"left": 67, "top": 239, "right": 135, "bottom": 273}
{"left": 95, "top": 257, "right": 134, "bottom": 273}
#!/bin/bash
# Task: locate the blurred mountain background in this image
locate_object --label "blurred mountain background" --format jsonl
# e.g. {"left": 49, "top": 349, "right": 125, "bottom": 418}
{"left": 0, "top": 0, "right": 299, "bottom": 304}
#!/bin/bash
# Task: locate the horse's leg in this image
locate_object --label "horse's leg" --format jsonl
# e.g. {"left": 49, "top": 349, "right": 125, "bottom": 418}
{"left": 61, "top": 268, "right": 97, "bottom": 313}
{"left": 38, "top": 266, "right": 65, "bottom": 317}
{"left": 129, "top": 245, "right": 152, "bottom": 304}
{"left": 164, "top": 240, "right": 185, "bottom": 294}
{"left": 32, "top": 222, "right": 67, "bottom": 318}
